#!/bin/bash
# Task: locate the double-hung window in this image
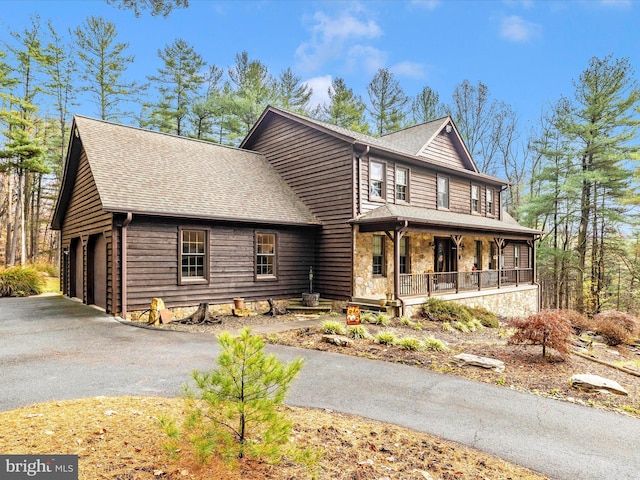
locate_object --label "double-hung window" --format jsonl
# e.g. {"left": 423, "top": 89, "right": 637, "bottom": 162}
{"left": 256, "top": 233, "right": 276, "bottom": 278}
{"left": 179, "top": 229, "right": 208, "bottom": 284}
{"left": 395, "top": 167, "right": 409, "bottom": 202}
{"left": 370, "top": 161, "right": 385, "bottom": 200}
{"left": 471, "top": 185, "right": 480, "bottom": 213}
{"left": 486, "top": 189, "right": 494, "bottom": 216}
{"left": 437, "top": 176, "right": 449, "bottom": 209}
{"left": 372, "top": 235, "right": 385, "bottom": 276}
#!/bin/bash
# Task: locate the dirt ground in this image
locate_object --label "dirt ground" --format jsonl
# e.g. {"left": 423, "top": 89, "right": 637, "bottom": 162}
{"left": 2, "top": 311, "right": 638, "bottom": 479}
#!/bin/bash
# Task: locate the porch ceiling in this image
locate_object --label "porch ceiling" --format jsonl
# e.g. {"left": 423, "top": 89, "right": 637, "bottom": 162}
{"left": 350, "top": 204, "right": 542, "bottom": 238}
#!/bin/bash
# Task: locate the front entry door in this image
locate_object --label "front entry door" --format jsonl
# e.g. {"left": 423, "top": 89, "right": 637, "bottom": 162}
{"left": 435, "top": 237, "right": 456, "bottom": 273}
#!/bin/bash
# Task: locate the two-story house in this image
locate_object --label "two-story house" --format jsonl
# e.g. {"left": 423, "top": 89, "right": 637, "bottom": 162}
{"left": 52, "top": 106, "right": 541, "bottom": 319}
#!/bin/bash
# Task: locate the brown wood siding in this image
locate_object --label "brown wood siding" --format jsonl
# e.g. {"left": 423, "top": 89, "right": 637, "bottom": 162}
{"left": 418, "top": 131, "right": 466, "bottom": 169}
{"left": 246, "top": 116, "right": 354, "bottom": 299}
{"left": 60, "top": 149, "right": 114, "bottom": 312}
{"left": 125, "top": 220, "right": 315, "bottom": 311}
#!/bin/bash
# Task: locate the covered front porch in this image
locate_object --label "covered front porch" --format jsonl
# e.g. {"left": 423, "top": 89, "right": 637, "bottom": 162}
{"left": 350, "top": 204, "right": 542, "bottom": 317}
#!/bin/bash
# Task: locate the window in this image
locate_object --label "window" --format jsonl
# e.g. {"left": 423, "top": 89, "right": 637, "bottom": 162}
{"left": 437, "top": 176, "right": 449, "bottom": 209}
{"left": 474, "top": 240, "right": 482, "bottom": 270}
{"left": 180, "top": 229, "right": 208, "bottom": 283}
{"left": 256, "top": 233, "right": 276, "bottom": 277}
{"left": 400, "top": 236, "right": 409, "bottom": 274}
{"left": 514, "top": 245, "right": 520, "bottom": 268}
{"left": 486, "top": 189, "right": 494, "bottom": 216}
{"left": 370, "top": 161, "right": 385, "bottom": 199}
{"left": 489, "top": 242, "right": 496, "bottom": 270}
{"left": 372, "top": 235, "right": 385, "bottom": 276}
{"left": 471, "top": 185, "right": 480, "bottom": 213}
{"left": 395, "top": 167, "right": 409, "bottom": 202}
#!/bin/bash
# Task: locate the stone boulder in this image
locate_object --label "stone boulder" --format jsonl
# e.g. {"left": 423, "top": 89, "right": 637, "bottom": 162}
{"left": 570, "top": 374, "right": 628, "bottom": 396}
{"left": 453, "top": 353, "right": 505, "bottom": 373}
{"left": 322, "top": 334, "right": 354, "bottom": 347}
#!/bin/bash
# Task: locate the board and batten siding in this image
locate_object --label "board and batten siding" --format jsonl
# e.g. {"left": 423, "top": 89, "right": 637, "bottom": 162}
{"left": 245, "top": 115, "right": 354, "bottom": 299}
{"left": 60, "top": 149, "right": 114, "bottom": 312}
{"left": 124, "top": 220, "right": 315, "bottom": 311}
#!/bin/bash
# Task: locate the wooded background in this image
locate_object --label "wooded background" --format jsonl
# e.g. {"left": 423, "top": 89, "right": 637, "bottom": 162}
{"left": 1, "top": 0, "right": 639, "bottom": 315}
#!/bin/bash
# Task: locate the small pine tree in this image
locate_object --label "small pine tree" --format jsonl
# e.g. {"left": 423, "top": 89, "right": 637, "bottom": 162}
{"left": 185, "top": 328, "right": 304, "bottom": 463}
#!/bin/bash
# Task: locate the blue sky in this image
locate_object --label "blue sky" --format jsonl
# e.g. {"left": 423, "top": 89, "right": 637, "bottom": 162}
{"left": 1, "top": 0, "right": 638, "bottom": 130}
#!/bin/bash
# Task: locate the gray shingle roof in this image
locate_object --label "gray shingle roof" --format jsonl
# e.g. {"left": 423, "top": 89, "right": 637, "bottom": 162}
{"left": 73, "top": 115, "right": 320, "bottom": 225}
{"left": 352, "top": 203, "right": 542, "bottom": 236}
{"left": 379, "top": 119, "right": 449, "bottom": 156}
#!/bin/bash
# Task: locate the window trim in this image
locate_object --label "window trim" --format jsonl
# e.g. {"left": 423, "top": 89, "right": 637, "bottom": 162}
{"left": 399, "top": 236, "right": 410, "bottom": 274}
{"left": 255, "top": 232, "right": 278, "bottom": 280}
{"left": 369, "top": 160, "right": 386, "bottom": 201}
{"left": 395, "top": 166, "right": 410, "bottom": 203}
{"left": 372, "top": 235, "right": 386, "bottom": 276}
{"left": 437, "top": 175, "right": 449, "bottom": 210}
{"left": 471, "top": 184, "right": 480, "bottom": 214}
{"left": 178, "top": 227, "right": 209, "bottom": 285}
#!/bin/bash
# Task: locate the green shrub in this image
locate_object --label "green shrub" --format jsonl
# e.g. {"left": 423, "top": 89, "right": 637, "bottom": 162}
{"left": 28, "top": 262, "right": 58, "bottom": 277}
{"left": 453, "top": 321, "right": 470, "bottom": 333}
{"left": 421, "top": 298, "right": 472, "bottom": 324}
{"left": 467, "top": 306, "right": 499, "bottom": 328}
{"left": 321, "top": 320, "right": 346, "bottom": 335}
{"left": 361, "top": 312, "right": 376, "bottom": 324}
{"left": 508, "top": 310, "right": 573, "bottom": 359}
{"left": 347, "top": 324, "right": 371, "bottom": 339}
{"left": 374, "top": 330, "right": 397, "bottom": 345}
{"left": 0, "top": 266, "right": 45, "bottom": 297}
{"left": 395, "top": 336, "right": 423, "bottom": 351}
{"left": 442, "top": 322, "right": 454, "bottom": 332}
{"left": 168, "top": 328, "right": 304, "bottom": 464}
{"left": 373, "top": 313, "right": 391, "bottom": 326}
{"left": 400, "top": 316, "right": 411, "bottom": 325}
{"left": 422, "top": 336, "right": 449, "bottom": 351}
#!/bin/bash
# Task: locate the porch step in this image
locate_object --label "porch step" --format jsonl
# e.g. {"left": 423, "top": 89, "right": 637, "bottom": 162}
{"left": 286, "top": 298, "right": 333, "bottom": 314}
{"left": 344, "top": 297, "right": 399, "bottom": 314}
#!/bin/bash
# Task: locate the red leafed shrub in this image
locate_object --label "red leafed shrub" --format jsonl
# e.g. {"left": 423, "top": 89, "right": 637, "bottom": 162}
{"left": 560, "top": 310, "right": 593, "bottom": 334}
{"left": 508, "top": 310, "right": 573, "bottom": 360}
{"left": 592, "top": 310, "right": 638, "bottom": 346}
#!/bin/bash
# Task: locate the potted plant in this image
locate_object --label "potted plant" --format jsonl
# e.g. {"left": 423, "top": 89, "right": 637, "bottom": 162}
{"left": 233, "top": 297, "right": 245, "bottom": 310}
{"left": 302, "top": 266, "right": 320, "bottom": 307}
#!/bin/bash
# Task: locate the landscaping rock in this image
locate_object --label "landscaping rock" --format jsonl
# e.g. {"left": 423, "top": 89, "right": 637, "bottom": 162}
{"left": 570, "top": 374, "right": 628, "bottom": 396}
{"left": 322, "top": 334, "right": 354, "bottom": 347}
{"left": 453, "top": 353, "right": 505, "bottom": 373}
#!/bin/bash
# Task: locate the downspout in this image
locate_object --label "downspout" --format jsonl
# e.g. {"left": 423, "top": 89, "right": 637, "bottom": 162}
{"left": 121, "top": 212, "right": 133, "bottom": 320}
{"left": 356, "top": 144, "right": 369, "bottom": 216}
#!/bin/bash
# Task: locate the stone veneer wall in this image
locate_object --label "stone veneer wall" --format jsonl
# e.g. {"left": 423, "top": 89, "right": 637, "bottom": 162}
{"left": 353, "top": 232, "right": 495, "bottom": 298}
{"left": 403, "top": 285, "right": 539, "bottom": 319}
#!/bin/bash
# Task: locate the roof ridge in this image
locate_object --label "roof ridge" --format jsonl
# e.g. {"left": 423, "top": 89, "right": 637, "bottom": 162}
{"left": 73, "top": 114, "right": 254, "bottom": 156}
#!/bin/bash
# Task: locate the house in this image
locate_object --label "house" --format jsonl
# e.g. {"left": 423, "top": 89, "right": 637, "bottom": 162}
{"left": 52, "top": 107, "right": 541, "bottom": 319}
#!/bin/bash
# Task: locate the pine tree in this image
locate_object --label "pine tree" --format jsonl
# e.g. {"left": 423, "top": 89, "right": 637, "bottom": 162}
{"left": 366, "top": 68, "right": 408, "bottom": 135}
{"left": 274, "top": 67, "right": 312, "bottom": 114}
{"left": 321, "top": 77, "right": 369, "bottom": 133}
{"left": 411, "top": 85, "right": 442, "bottom": 124}
{"left": 146, "top": 38, "right": 205, "bottom": 135}
{"left": 73, "top": 16, "right": 143, "bottom": 121}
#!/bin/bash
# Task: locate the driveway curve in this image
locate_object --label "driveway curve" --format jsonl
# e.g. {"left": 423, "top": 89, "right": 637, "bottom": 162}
{"left": 1, "top": 295, "right": 638, "bottom": 480}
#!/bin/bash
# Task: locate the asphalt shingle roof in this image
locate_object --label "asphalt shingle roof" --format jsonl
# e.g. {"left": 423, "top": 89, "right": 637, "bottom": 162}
{"left": 352, "top": 203, "right": 542, "bottom": 236}
{"left": 73, "top": 115, "right": 320, "bottom": 226}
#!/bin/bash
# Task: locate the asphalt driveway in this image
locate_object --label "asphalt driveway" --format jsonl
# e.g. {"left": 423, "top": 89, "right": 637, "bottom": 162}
{"left": 1, "top": 295, "right": 639, "bottom": 480}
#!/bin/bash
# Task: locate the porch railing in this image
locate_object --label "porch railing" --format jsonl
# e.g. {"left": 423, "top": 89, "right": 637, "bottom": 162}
{"left": 399, "top": 268, "right": 534, "bottom": 297}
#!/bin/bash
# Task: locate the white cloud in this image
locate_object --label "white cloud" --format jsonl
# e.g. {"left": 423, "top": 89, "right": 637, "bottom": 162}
{"left": 391, "top": 61, "right": 426, "bottom": 79}
{"left": 303, "top": 75, "right": 333, "bottom": 110}
{"left": 296, "top": 9, "right": 383, "bottom": 73}
{"left": 599, "top": 0, "right": 632, "bottom": 7}
{"left": 408, "top": 0, "right": 441, "bottom": 10}
{"left": 346, "top": 44, "right": 387, "bottom": 75}
{"left": 500, "top": 15, "right": 541, "bottom": 42}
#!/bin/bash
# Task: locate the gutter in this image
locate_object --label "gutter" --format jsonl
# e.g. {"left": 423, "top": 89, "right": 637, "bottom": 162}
{"left": 121, "top": 212, "right": 133, "bottom": 320}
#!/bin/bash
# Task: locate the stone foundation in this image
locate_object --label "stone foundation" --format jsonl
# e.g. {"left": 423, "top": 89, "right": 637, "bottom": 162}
{"left": 402, "top": 285, "right": 539, "bottom": 319}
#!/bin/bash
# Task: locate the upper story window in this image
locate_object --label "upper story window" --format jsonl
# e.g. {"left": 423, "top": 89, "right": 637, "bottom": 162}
{"left": 179, "top": 228, "right": 208, "bottom": 284}
{"left": 486, "top": 189, "right": 494, "bottom": 216}
{"left": 471, "top": 185, "right": 480, "bottom": 213}
{"left": 370, "top": 161, "right": 385, "bottom": 200}
{"left": 256, "top": 233, "right": 277, "bottom": 278}
{"left": 395, "top": 167, "right": 409, "bottom": 202}
{"left": 372, "top": 235, "right": 385, "bottom": 276}
{"left": 437, "top": 176, "right": 449, "bottom": 209}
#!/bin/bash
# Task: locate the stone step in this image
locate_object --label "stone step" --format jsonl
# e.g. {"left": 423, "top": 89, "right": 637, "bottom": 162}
{"left": 287, "top": 298, "right": 333, "bottom": 314}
